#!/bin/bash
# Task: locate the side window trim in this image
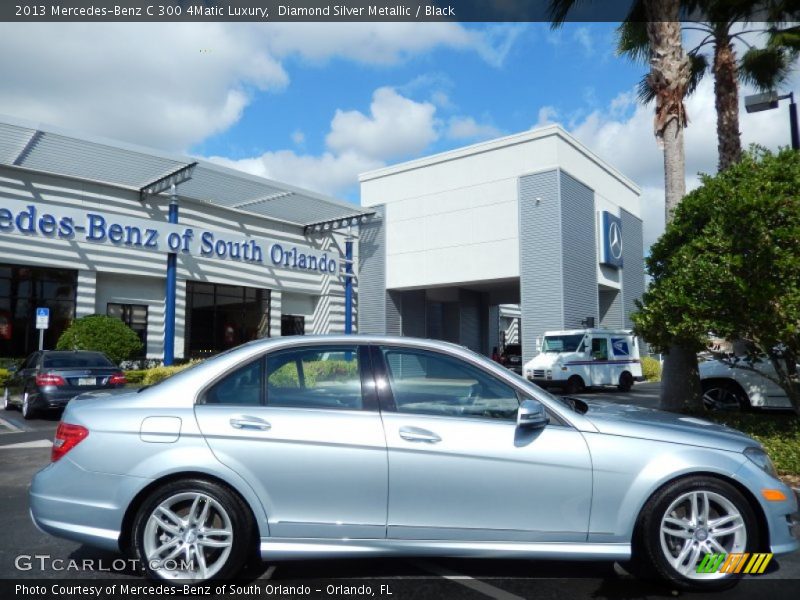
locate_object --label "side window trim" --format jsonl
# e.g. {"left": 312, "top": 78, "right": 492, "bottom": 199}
{"left": 264, "top": 343, "right": 372, "bottom": 412}
{"left": 374, "top": 345, "right": 521, "bottom": 421}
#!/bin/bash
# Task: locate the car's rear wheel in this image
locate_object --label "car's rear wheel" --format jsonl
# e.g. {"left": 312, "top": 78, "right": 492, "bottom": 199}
{"left": 702, "top": 380, "right": 750, "bottom": 412}
{"left": 133, "top": 479, "right": 253, "bottom": 582}
{"left": 636, "top": 476, "right": 758, "bottom": 590}
{"left": 618, "top": 371, "right": 634, "bottom": 392}
{"left": 21, "top": 393, "right": 35, "bottom": 420}
{"left": 564, "top": 375, "right": 585, "bottom": 395}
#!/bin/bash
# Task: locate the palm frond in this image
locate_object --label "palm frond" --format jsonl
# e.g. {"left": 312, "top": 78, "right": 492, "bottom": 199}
{"left": 687, "top": 53, "right": 709, "bottom": 96}
{"left": 547, "top": 0, "right": 584, "bottom": 28}
{"left": 617, "top": 20, "right": 649, "bottom": 63}
{"left": 739, "top": 46, "right": 792, "bottom": 90}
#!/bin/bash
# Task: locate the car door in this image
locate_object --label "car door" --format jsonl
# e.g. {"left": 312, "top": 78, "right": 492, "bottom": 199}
{"left": 374, "top": 345, "right": 592, "bottom": 542}
{"left": 194, "top": 343, "right": 388, "bottom": 539}
{"left": 7, "top": 352, "right": 38, "bottom": 405}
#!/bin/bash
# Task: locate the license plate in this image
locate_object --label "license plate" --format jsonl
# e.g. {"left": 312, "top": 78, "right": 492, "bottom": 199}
{"left": 78, "top": 377, "right": 96, "bottom": 386}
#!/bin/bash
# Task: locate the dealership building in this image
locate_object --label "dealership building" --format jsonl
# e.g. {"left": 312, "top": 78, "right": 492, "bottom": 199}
{"left": 0, "top": 116, "right": 643, "bottom": 363}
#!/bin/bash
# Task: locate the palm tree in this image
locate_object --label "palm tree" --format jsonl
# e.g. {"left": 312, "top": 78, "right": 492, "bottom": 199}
{"left": 618, "top": 1, "right": 798, "bottom": 171}
{"left": 551, "top": 0, "right": 700, "bottom": 410}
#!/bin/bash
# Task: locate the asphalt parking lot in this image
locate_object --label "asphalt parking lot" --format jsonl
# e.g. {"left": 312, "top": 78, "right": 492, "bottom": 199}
{"left": 0, "top": 383, "right": 797, "bottom": 599}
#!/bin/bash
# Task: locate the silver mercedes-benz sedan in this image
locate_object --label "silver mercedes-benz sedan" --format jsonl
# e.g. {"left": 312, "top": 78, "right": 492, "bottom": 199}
{"left": 30, "top": 336, "right": 799, "bottom": 588}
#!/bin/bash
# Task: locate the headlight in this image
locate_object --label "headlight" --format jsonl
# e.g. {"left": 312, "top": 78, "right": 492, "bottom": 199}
{"left": 744, "top": 446, "right": 779, "bottom": 479}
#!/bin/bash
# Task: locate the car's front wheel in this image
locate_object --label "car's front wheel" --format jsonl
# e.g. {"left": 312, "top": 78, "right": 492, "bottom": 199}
{"left": 564, "top": 375, "right": 585, "bottom": 395}
{"left": 132, "top": 479, "right": 253, "bottom": 582}
{"left": 636, "top": 476, "right": 758, "bottom": 590}
{"left": 702, "top": 380, "right": 750, "bottom": 411}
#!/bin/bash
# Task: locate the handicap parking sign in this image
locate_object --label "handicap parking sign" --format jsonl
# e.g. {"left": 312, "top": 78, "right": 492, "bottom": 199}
{"left": 36, "top": 307, "right": 49, "bottom": 329}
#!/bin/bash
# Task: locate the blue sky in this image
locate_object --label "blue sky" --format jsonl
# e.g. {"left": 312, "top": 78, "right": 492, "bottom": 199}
{"left": 0, "top": 21, "right": 796, "bottom": 249}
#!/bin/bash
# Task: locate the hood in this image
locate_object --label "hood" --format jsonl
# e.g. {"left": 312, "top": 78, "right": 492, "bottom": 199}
{"left": 578, "top": 399, "right": 756, "bottom": 452}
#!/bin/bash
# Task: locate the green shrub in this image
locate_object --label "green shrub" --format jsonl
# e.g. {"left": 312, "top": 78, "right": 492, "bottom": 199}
{"left": 705, "top": 412, "right": 800, "bottom": 476}
{"left": 124, "top": 369, "right": 149, "bottom": 384}
{"left": 56, "top": 315, "right": 143, "bottom": 364}
{"left": 0, "top": 368, "right": 8, "bottom": 390}
{"left": 641, "top": 356, "right": 661, "bottom": 382}
{"left": 267, "top": 360, "right": 358, "bottom": 388}
{"left": 142, "top": 364, "right": 192, "bottom": 386}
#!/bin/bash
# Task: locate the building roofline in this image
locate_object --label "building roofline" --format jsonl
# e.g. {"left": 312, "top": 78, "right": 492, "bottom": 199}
{"left": 359, "top": 124, "right": 641, "bottom": 195}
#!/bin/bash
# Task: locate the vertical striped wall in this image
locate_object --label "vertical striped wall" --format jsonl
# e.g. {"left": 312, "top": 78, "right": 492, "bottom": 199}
{"left": 76, "top": 270, "right": 96, "bottom": 318}
{"left": 560, "top": 171, "right": 598, "bottom": 329}
{"left": 621, "top": 209, "right": 645, "bottom": 329}
{"left": 400, "top": 290, "right": 426, "bottom": 338}
{"left": 519, "top": 170, "right": 563, "bottom": 361}
{"left": 270, "top": 291, "right": 282, "bottom": 338}
{"left": 385, "top": 290, "right": 402, "bottom": 336}
{"left": 599, "top": 289, "right": 623, "bottom": 329}
{"left": 459, "top": 289, "right": 482, "bottom": 353}
{"left": 356, "top": 205, "right": 387, "bottom": 334}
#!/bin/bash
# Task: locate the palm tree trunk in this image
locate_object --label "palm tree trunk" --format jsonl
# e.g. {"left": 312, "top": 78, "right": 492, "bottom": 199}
{"left": 643, "top": 5, "right": 703, "bottom": 412}
{"left": 714, "top": 27, "right": 742, "bottom": 171}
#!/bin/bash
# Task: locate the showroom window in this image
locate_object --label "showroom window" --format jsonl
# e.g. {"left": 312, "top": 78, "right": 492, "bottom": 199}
{"left": 107, "top": 303, "right": 148, "bottom": 355}
{"left": 0, "top": 264, "right": 76, "bottom": 357}
{"left": 281, "top": 314, "right": 305, "bottom": 336}
{"left": 185, "top": 282, "right": 270, "bottom": 358}
{"left": 381, "top": 347, "right": 519, "bottom": 421}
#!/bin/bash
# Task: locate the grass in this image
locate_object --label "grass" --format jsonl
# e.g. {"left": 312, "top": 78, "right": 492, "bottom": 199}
{"left": 703, "top": 411, "right": 800, "bottom": 479}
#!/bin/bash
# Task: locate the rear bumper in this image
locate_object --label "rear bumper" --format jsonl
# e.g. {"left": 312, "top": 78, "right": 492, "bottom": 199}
{"left": 29, "top": 457, "right": 149, "bottom": 552}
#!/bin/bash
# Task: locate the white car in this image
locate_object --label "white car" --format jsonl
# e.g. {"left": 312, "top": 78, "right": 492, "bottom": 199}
{"left": 699, "top": 357, "right": 793, "bottom": 410}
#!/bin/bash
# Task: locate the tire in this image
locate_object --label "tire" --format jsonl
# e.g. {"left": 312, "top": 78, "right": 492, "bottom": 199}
{"left": 21, "top": 393, "right": 35, "bottom": 420}
{"left": 132, "top": 478, "right": 254, "bottom": 582}
{"left": 634, "top": 475, "right": 758, "bottom": 590}
{"left": 618, "top": 371, "right": 634, "bottom": 392}
{"left": 702, "top": 380, "right": 750, "bottom": 412}
{"left": 3, "top": 387, "right": 13, "bottom": 411}
{"left": 564, "top": 375, "right": 585, "bottom": 396}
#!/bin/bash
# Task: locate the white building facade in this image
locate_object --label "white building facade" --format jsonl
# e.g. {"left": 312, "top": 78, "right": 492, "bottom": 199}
{"left": 357, "top": 126, "right": 644, "bottom": 362}
{"left": 0, "top": 117, "right": 368, "bottom": 361}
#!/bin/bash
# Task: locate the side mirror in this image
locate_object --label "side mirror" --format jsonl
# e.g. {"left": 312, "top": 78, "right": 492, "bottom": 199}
{"left": 517, "top": 399, "right": 549, "bottom": 429}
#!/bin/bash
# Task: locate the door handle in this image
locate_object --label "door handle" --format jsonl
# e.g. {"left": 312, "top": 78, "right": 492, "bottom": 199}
{"left": 399, "top": 426, "right": 441, "bottom": 443}
{"left": 230, "top": 417, "right": 271, "bottom": 431}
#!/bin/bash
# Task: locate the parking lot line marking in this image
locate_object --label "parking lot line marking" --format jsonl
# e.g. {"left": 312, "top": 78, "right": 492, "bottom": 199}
{"left": 413, "top": 561, "right": 526, "bottom": 600}
{"left": 0, "top": 417, "right": 23, "bottom": 433}
{"left": 261, "top": 565, "right": 277, "bottom": 579}
{"left": 0, "top": 439, "right": 52, "bottom": 449}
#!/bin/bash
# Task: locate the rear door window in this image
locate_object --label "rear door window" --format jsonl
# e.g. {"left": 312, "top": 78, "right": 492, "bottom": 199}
{"left": 204, "top": 359, "right": 264, "bottom": 406}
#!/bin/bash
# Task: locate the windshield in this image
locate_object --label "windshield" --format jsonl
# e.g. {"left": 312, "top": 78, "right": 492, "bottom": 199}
{"left": 541, "top": 335, "right": 584, "bottom": 353}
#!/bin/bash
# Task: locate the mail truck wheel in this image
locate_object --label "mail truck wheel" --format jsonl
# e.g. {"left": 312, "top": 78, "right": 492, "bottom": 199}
{"left": 618, "top": 371, "right": 634, "bottom": 392}
{"left": 564, "top": 376, "right": 585, "bottom": 395}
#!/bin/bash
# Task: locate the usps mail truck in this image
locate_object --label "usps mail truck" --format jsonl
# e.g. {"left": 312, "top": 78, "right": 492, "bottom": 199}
{"left": 523, "top": 329, "right": 643, "bottom": 394}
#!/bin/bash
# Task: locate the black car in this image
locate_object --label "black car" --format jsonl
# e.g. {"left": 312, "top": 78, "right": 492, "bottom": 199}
{"left": 3, "top": 350, "right": 126, "bottom": 419}
{"left": 500, "top": 343, "right": 522, "bottom": 374}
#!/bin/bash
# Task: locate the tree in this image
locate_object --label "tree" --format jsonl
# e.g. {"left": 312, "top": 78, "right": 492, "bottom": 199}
{"left": 633, "top": 147, "right": 800, "bottom": 415}
{"left": 56, "top": 314, "right": 143, "bottom": 365}
{"left": 618, "top": 0, "right": 799, "bottom": 171}
{"left": 550, "top": 0, "right": 698, "bottom": 410}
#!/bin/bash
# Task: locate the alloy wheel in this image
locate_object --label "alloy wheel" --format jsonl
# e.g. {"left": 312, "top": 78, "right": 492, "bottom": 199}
{"left": 142, "top": 492, "right": 234, "bottom": 580}
{"left": 659, "top": 490, "right": 747, "bottom": 580}
{"left": 702, "top": 385, "right": 746, "bottom": 411}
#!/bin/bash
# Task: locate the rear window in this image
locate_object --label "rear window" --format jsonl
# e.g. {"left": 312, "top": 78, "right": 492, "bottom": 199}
{"left": 43, "top": 352, "right": 115, "bottom": 369}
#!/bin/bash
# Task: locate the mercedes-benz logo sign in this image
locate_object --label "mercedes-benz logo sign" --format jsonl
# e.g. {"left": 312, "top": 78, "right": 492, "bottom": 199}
{"left": 608, "top": 221, "right": 622, "bottom": 259}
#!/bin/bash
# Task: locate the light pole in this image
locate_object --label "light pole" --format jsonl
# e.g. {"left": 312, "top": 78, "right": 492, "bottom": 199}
{"left": 744, "top": 90, "right": 800, "bottom": 150}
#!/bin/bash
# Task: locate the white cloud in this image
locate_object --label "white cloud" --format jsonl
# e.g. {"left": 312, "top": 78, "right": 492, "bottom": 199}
{"left": 563, "top": 73, "right": 798, "bottom": 252}
{"left": 0, "top": 22, "right": 520, "bottom": 152}
{"left": 573, "top": 27, "right": 594, "bottom": 56}
{"left": 445, "top": 116, "right": 502, "bottom": 141}
{"left": 291, "top": 130, "right": 305, "bottom": 145}
{"left": 209, "top": 86, "right": 439, "bottom": 196}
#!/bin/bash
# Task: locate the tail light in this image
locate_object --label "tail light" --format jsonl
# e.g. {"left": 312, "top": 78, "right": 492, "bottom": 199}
{"left": 36, "top": 373, "right": 66, "bottom": 387}
{"left": 51, "top": 422, "right": 89, "bottom": 462}
{"left": 108, "top": 373, "right": 126, "bottom": 385}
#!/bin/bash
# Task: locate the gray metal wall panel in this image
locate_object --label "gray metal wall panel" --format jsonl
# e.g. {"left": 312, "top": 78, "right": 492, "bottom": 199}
{"left": 386, "top": 291, "right": 402, "bottom": 336}
{"left": 427, "top": 302, "right": 444, "bottom": 340}
{"left": 560, "top": 171, "right": 599, "bottom": 329}
{"left": 621, "top": 209, "right": 645, "bottom": 329}
{"left": 357, "top": 205, "right": 387, "bottom": 334}
{"left": 401, "top": 290, "right": 427, "bottom": 338}
{"left": 519, "top": 170, "right": 563, "bottom": 361}
{"left": 459, "top": 289, "right": 482, "bottom": 353}
{"left": 442, "top": 302, "right": 460, "bottom": 343}
{"left": 599, "top": 289, "right": 623, "bottom": 329}
{"left": 488, "top": 305, "right": 500, "bottom": 354}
